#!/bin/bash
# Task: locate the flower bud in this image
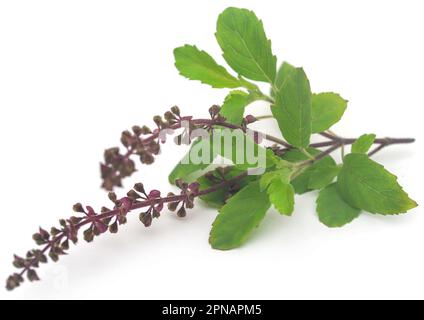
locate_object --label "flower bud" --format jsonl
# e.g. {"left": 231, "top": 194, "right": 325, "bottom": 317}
{"left": 148, "top": 190, "right": 161, "bottom": 199}
{"left": 50, "top": 227, "right": 61, "bottom": 236}
{"left": 153, "top": 115, "right": 164, "bottom": 128}
{"left": 127, "top": 190, "right": 141, "bottom": 200}
{"left": 168, "top": 201, "right": 179, "bottom": 212}
{"left": 27, "top": 269, "right": 40, "bottom": 282}
{"left": 32, "top": 233, "right": 45, "bottom": 246}
{"left": 13, "top": 255, "right": 25, "bottom": 269}
{"left": 72, "top": 203, "right": 85, "bottom": 213}
{"left": 141, "top": 125, "right": 152, "bottom": 134}
{"left": 185, "top": 197, "right": 195, "bottom": 209}
{"left": 152, "top": 208, "right": 161, "bottom": 219}
{"left": 148, "top": 141, "right": 160, "bottom": 155}
{"left": 83, "top": 229, "right": 94, "bottom": 243}
{"left": 118, "top": 215, "right": 127, "bottom": 225}
{"left": 61, "top": 239, "right": 69, "bottom": 250}
{"left": 109, "top": 222, "right": 118, "bottom": 234}
{"left": 6, "top": 274, "right": 23, "bottom": 291}
{"left": 132, "top": 125, "right": 143, "bottom": 136}
{"left": 139, "top": 212, "right": 152, "bottom": 227}
{"left": 177, "top": 206, "right": 187, "bottom": 218}
{"left": 49, "top": 251, "right": 59, "bottom": 262}
{"left": 120, "top": 130, "right": 133, "bottom": 148}
{"left": 209, "top": 105, "right": 221, "bottom": 118}
{"left": 171, "top": 106, "right": 180, "bottom": 117}
{"left": 100, "top": 207, "right": 110, "bottom": 214}
{"left": 140, "top": 153, "right": 154, "bottom": 165}
{"left": 245, "top": 115, "right": 257, "bottom": 124}
{"left": 33, "top": 250, "right": 47, "bottom": 264}
{"left": 108, "top": 192, "right": 117, "bottom": 204}
{"left": 39, "top": 228, "right": 50, "bottom": 241}
{"left": 164, "top": 111, "right": 176, "bottom": 122}
{"left": 132, "top": 183, "right": 144, "bottom": 194}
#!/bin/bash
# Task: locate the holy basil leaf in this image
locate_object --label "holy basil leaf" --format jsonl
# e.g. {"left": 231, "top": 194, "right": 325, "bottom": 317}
{"left": 168, "top": 138, "right": 217, "bottom": 184}
{"left": 338, "top": 153, "right": 417, "bottom": 215}
{"left": 308, "top": 162, "right": 341, "bottom": 190}
{"left": 259, "top": 167, "right": 293, "bottom": 191}
{"left": 215, "top": 129, "right": 275, "bottom": 172}
{"left": 281, "top": 148, "right": 336, "bottom": 194}
{"left": 351, "top": 134, "right": 376, "bottom": 154}
{"left": 316, "top": 183, "right": 361, "bottom": 228}
{"left": 197, "top": 167, "right": 257, "bottom": 208}
{"left": 272, "top": 68, "right": 312, "bottom": 148}
{"left": 216, "top": 7, "right": 276, "bottom": 83}
{"left": 267, "top": 178, "right": 295, "bottom": 216}
{"left": 209, "top": 181, "right": 271, "bottom": 250}
{"left": 174, "top": 45, "right": 241, "bottom": 89}
{"left": 272, "top": 62, "right": 296, "bottom": 97}
{"left": 311, "top": 92, "right": 347, "bottom": 133}
{"left": 219, "top": 90, "right": 256, "bottom": 125}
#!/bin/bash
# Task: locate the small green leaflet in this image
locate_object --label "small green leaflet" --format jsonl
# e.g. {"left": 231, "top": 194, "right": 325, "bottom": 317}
{"left": 272, "top": 68, "right": 312, "bottom": 148}
{"left": 338, "top": 153, "right": 417, "bottom": 215}
{"left": 216, "top": 7, "right": 277, "bottom": 83}
{"left": 316, "top": 183, "right": 361, "bottom": 228}
{"left": 209, "top": 181, "right": 271, "bottom": 250}
{"left": 267, "top": 179, "right": 295, "bottom": 216}
{"left": 272, "top": 62, "right": 296, "bottom": 96}
{"left": 311, "top": 93, "right": 347, "bottom": 133}
{"left": 219, "top": 90, "right": 257, "bottom": 125}
{"left": 259, "top": 167, "right": 292, "bottom": 191}
{"left": 351, "top": 134, "right": 376, "bottom": 154}
{"left": 259, "top": 166, "right": 295, "bottom": 216}
{"left": 174, "top": 45, "right": 241, "bottom": 89}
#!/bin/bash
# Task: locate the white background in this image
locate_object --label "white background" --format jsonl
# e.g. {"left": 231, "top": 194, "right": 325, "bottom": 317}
{"left": 1, "top": 0, "right": 423, "bottom": 300}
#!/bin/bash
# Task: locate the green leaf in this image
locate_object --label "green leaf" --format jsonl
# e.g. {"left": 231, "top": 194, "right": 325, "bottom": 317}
{"left": 272, "top": 68, "right": 312, "bottom": 148}
{"left": 267, "top": 178, "right": 295, "bottom": 216}
{"left": 216, "top": 7, "right": 277, "bottom": 83}
{"left": 168, "top": 138, "right": 217, "bottom": 184}
{"left": 214, "top": 129, "right": 275, "bottom": 172}
{"left": 351, "top": 134, "right": 376, "bottom": 154}
{"left": 281, "top": 148, "right": 337, "bottom": 194}
{"left": 209, "top": 181, "right": 271, "bottom": 250}
{"left": 308, "top": 162, "right": 341, "bottom": 190}
{"left": 219, "top": 90, "right": 255, "bottom": 125}
{"left": 174, "top": 45, "right": 241, "bottom": 89}
{"left": 338, "top": 153, "right": 418, "bottom": 215}
{"left": 272, "top": 62, "right": 296, "bottom": 96}
{"left": 316, "top": 183, "right": 361, "bottom": 228}
{"left": 259, "top": 165, "right": 295, "bottom": 216}
{"left": 197, "top": 167, "right": 257, "bottom": 208}
{"left": 259, "top": 167, "right": 293, "bottom": 191}
{"left": 311, "top": 93, "right": 347, "bottom": 133}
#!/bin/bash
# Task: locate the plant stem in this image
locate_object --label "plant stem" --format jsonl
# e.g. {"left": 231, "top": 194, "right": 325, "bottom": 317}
{"left": 300, "top": 135, "right": 416, "bottom": 167}
{"left": 301, "top": 142, "right": 343, "bottom": 166}
{"left": 14, "top": 171, "right": 251, "bottom": 283}
{"left": 255, "top": 115, "right": 274, "bottom": 121}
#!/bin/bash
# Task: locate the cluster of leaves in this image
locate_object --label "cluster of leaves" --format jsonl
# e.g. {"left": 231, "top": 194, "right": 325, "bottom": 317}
{"left": 171, "top": 7, "right": 417, "bottom": 250}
